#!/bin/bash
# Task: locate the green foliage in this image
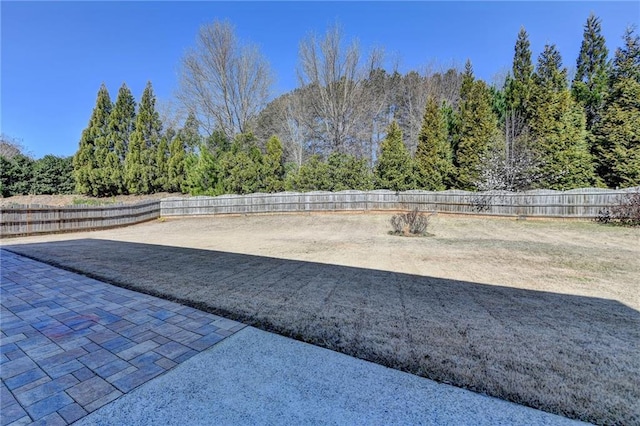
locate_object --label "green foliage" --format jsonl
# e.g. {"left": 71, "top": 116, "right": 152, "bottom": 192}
{"left": 31, "top": 155, "right": 75, "bottom": 195}
{"left": 505, "top": 27, "right": 534, "bottom": 116}
{"left": 73, "top": 84, "right": 112, "bottom": 195}
{"left": 375, "top": 121, "right": 416, "bottom": 191}
{"left": 125, "top": 82, "right": 162, "bottom": 194}
{"left": 285, "top": 155, "right": 331, "bottom": 191}
{"left": 168, "top": 133, "right": 187, "bottom": 193}
{"left": 415, "top": 97, "right": 454, "bottom": 190}
{"left": 107, "top": 83, "right": 136, "bottom": 195}
{"left": 183, "top": 146, "right": 219, "bottom": 195}
{"left": 154, "top": 136, "right": 170, "bottom": 192}
{"left": 572, "top": 13, "right": 610, "bottom": 132}
{"left": 455, "top": 76, "right": 499, "bottom": 190}
{"left": 262, "top": 136, "right": 285, "bottom": 192}
{"left": 593, "top": 28, "right": 640, "bottom": 188}
{"left": 124, "top": 131, "right": 148, "bottom": 195}
{"left": 327, "top": 152, "right": 373, "bottom": 191}
{"left": 0, "top": 154, "right": 34, "bottom": 196}
{"left": 529, "top": 47, "right": 596, "bottom": 189}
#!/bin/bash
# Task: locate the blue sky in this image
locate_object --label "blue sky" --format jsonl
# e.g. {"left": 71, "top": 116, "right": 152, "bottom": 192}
{"left": 2, "top": 1, "right": 638, "bottom": 159}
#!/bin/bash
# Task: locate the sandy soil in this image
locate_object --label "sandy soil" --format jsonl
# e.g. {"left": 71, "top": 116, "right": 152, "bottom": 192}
{"left": 3, "top": 213, "right": 639, "bottom": 424}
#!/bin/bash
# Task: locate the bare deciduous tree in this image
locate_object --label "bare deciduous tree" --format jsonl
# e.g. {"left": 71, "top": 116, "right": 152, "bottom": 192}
{"left": 0, "top": 134, "right": 29, "bottom": 159}
{"left": 179, "top": 20, "right": 273, "bottom": 138}
{"left": 297, "top": 24, "right": 383, "bottom": 157}
{"left": 476, "top": 110, "right": 540, "bottom": 191}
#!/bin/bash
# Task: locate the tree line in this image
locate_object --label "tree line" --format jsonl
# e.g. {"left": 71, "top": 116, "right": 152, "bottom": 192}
{"left": 0, "top": 135, "right": 74, "bottom": 197}
{"left": 4, "top": 14, "right": 637, "bottom": 198}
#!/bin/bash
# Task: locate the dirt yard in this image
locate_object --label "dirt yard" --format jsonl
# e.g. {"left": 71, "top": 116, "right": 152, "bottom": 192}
{"left": 3, "top": 213, "right": 639, "bottom": 424}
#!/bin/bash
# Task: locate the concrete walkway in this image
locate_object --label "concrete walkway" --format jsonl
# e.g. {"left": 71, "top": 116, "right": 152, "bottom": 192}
{"left": 1, "top": 250, "right": 585, "bottom": 425}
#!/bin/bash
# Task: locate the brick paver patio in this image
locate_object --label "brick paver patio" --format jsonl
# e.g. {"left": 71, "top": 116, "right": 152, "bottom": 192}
{"left": 0, "top": 250, "right": 245, "bottom": 425}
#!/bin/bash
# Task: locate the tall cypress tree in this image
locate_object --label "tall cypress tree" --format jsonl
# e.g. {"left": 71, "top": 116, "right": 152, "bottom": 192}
{"left": 125, "top": 82, "right": 162, "bottom": 193}
{"left": 505, "top": 27, "right": 534, "bottom": 117}
{"left": 73, "top": 84, "right": 112, "bottom": 195}
{"left": 375, "top": 121, "right": 416, "bottom": 191}
{"left": 572, "top": 13, "right": 610, "bottom": 133}
{"left": 455, "top": 64, "right": 499, "bottom": 190}
{"left": 107, "top": 83, "right": 137, "bottom": 194}
{"left": 415, "top": 96, "right": 453, "bottom": 190}
{"left": 530, "top": 45, "right": 596, "bottom": 189}
{"left": 593, "top": 27, "right": 640, "bottom": 187}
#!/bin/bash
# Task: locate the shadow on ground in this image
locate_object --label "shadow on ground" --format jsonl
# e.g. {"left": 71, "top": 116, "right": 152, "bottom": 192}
{"left": 4, "top": 239, "right": 639, "bottom": 425}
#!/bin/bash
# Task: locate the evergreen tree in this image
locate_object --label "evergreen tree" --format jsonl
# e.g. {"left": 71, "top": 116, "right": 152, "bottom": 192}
{"left": 530, "top": 45, "right": 596, "bottom": 189}
{"left": 218, "top": 133, "right": 263, "bottom": 194}
{"left": 415, "top": 96, "right": 454, "bottom": 190}
{"left": 154, "top": 135, "right": 170, "bottom": 192}
{"left": 375, "top": 121, "right": 416, "bottom": 191}
{"left": 460, "top": 59, "right": 475, "bottom": 101}
{"left": 183, "top": 144, "right": 219, "bottom": 195}
{"left": 73, "top": 84, "right": 112, "bottom": 195}
{"left": 0, "top": 154, "right": 34, "bottom": 196}
{"left": 124, "top": 131, "right": 148, "bottom": 194}
{"left": 182, "top": 112, "right": 201, "bottom": 154}
{"left": 107, "top": 83, "right": 136, "bottom": 194}
{"left": 125, "top": 82, "right": 162, "bottom": 193}
{"left": 168, "top": 132, "right": 187, "bottom": 193}
{"left": 572, "top": 13, "right": 610, "bottom": 132}
{"left": 455, "top": 68, "right": 499, "bottom": 190}
{"left": 593, "top": 27, "right": 640, "bottom": 187}
{"left": 505, "top": 27, "right": 534, "bottom": 116}
{"left": 262, "top": 136, "right": 285, "bottom": 192}
{"left": 327, "top": 152, "right": 373, "bottom": 191}
{"left": 285, "top": 155, "right": 332, "bottom": 192}
{"left": 30, "top": 155, "right": 75, "bottom": 195}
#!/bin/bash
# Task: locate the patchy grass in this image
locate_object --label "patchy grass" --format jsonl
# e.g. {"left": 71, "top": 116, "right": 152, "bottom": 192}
{"left": 3, "top": 214, "right": 639, "bottom": 425}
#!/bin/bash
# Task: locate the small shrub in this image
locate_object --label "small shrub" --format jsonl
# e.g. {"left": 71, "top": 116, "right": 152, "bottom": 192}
{"left": 390, "top": 208, "right": 432, "bottom": 237}
{"left": 597, "top": 190, "right": 640, "bottom": 227}
{"left": 612, "top": 191, "right": 640, "bottom": 226}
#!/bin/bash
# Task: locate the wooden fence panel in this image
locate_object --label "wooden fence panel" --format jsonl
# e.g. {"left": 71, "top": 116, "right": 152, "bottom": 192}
{"left": 0, "top": 201, "right": 160, "bottom": 237}
{"left": 160, "top": 187, "right": 639, "bottom": 219}
{"left": 3, "top": 187, "right": 637, "bottom": 237}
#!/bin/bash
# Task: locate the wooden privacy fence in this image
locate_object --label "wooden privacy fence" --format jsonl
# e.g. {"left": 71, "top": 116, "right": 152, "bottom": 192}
{"left": 2, "top": 187, "right": 637, "bottom": 237}
{"left": 160, "top": 187, "right": 639, "bottom": 219}
{"left": 0, "top": 201, "right": 160, "bottom": 237}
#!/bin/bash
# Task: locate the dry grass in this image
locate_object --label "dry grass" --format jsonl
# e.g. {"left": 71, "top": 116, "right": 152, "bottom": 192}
{"left": 3, "top": 214, "right": 639, "bottom": 425}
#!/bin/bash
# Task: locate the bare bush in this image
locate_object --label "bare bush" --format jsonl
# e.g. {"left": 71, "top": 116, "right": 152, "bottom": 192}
{"left": 598, "top": 190, "right": 640, "bottom": 226}
{"left": 390, "top": 208, "right": 431, "bottom": 236}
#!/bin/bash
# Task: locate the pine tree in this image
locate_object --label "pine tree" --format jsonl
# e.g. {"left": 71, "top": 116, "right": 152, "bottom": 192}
{"left": 593, "top": 27, "right": 640, "bottom": 187}
{"left": 375, "top": 121, "right": 416, "bottom": 191}
{"left": 125, "top": 82, "right": 162, "bottom": 193}
{"left": 107, "top": 83, "right": 136, "bottom": 194}
{"left": 73, "top": 84, "right": 112, "bottom": 195}
{"left": 455, "top": 66, "right": 499, "bottom": 190}
{"left": 505, "top": 27, "right": 534, "bottom": 116}
{"left": 415, "top": 96, "right": 453, "bottom": 190}
{"left": 530, "top": 45, "right": 596, "bottom": 189}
